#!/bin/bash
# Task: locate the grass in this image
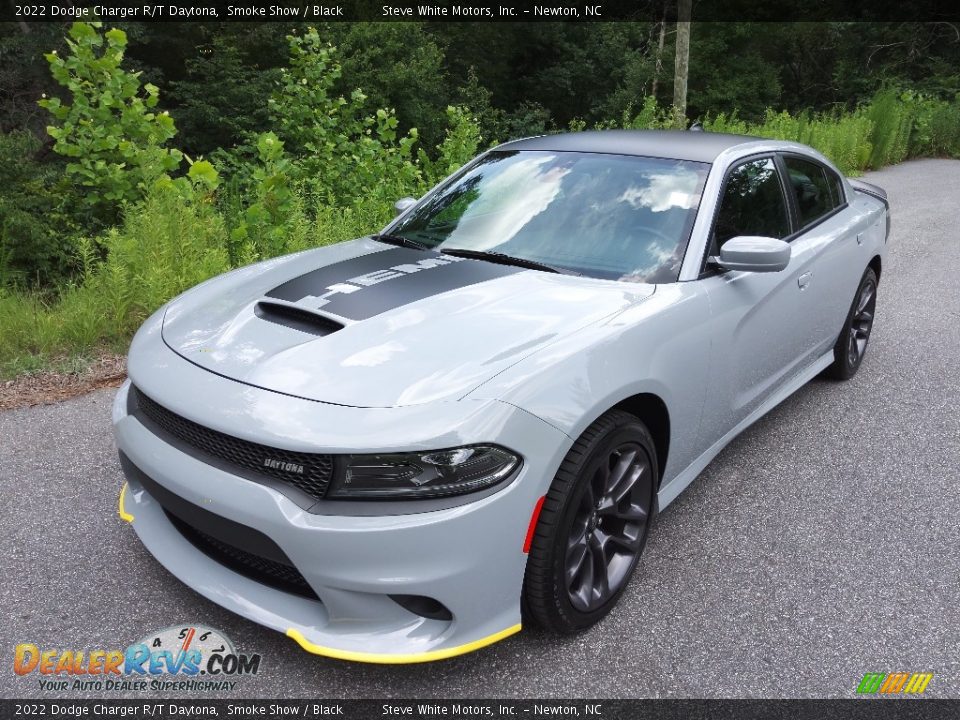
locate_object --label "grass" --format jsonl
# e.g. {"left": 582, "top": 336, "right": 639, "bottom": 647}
{"left": 0, "top": 348, "right": 113, "bottom": 379}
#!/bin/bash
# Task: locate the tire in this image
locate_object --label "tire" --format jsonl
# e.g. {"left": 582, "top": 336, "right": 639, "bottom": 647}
{"left": 826, "top": 267, "right": 878, "bottom": 380}
{"left": 523, "top": 410, "right": 657, "bottom": 633}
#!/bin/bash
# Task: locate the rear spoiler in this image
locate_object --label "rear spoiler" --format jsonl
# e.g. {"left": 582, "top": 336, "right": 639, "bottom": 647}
{"left": 848, "top": 178, "right": 888, "bottom": 208}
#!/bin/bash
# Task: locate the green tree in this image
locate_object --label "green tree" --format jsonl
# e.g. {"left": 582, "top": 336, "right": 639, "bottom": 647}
{"left": 168, "top": 33, "right": 279, "bottom": 156}
{"left": 319, "top": 22, "right": 448, "bottom": 148}
{"left": 161, "top": 24, "right": 290, "bottom": 156}
{"left": 685, "top": 23, "right": 784, "bottom": 121}
{"left": 0, "top": 22, "right": 68, "bottom": 135}
{"left": 0, "top": 130, "right": 81, "bottom": 286}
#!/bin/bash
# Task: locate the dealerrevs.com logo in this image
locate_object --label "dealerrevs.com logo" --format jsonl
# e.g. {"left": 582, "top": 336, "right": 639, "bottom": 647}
{"left": 13, "top": 625, "right": 261, "bottom": 693}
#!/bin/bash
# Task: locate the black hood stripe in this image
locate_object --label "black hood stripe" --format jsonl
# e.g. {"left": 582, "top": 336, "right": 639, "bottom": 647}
{"left": 266, "top": 246, "right": 522, "bottom": 321}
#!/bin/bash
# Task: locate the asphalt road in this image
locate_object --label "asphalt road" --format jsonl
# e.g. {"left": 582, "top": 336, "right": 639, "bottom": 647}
{"left": 2, "top": 159, "right": 959, "bottom": 700}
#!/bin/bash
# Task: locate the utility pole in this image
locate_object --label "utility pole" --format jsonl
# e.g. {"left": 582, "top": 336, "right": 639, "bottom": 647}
{"left": 672, "top": 0, "right": 692, "bottom": 128}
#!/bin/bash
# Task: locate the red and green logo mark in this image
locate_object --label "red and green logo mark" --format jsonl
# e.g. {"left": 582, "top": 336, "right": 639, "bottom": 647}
{"left": 856, "top": 672, "right": 933, "bottom": 695}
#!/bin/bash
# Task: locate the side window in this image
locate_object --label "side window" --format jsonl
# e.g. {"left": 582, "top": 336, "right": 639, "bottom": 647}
{"left": 712, "top": 157, "right": 790, "bottom": 251}
{"left": 783, "top": 156, "right": 839, "bottom": 227}
{"left": 829, "top": 170, "right": 845, "bottom": 207}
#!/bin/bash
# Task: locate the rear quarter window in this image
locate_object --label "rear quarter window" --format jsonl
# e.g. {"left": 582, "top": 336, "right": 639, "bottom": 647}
{"left": 829, "top": 171, "right": 846, "bottom": 206}
{"left": 783, "top": 156, "right": 841, "bottom": 228}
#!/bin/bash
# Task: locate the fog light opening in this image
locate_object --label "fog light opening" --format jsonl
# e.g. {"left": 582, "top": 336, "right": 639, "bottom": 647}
{"left": 389, "top": 594, "right": 453, "bottom": 622}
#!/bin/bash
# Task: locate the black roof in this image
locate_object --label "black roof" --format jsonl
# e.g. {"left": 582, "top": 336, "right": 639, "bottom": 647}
{"left": 495, "top": 129, "right": 761, "bottom": 164}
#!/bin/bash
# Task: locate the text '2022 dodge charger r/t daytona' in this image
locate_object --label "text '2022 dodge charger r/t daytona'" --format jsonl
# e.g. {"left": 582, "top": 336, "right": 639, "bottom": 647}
{"left": 114, "top": 130, "right": 889, "bottom": 663}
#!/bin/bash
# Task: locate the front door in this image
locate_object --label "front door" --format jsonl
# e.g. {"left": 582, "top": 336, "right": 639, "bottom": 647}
{"left": 699, "top": 156, "right": 822, "bottom": 439}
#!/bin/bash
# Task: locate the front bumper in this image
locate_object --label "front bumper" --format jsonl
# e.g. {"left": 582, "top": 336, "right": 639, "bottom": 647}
{"left": 113, "top": 343, "right": 571, "bottom": 661}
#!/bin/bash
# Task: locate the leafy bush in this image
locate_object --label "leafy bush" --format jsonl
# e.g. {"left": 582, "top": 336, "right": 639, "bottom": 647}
{"left": 621, "top": 96, "right": 675, "bottom": 130}
{"left": 910, "top": 94, "right": 960, "bottom": 158}
{"left": 217, "top": 32, "right": 488, "bottom": 266}
{"left": 701, "top": 110, "right": 750, "bottom": 135}
{"left": 648, "top": 88, "right": 960, "bottom": 175}
{"left": 419, "top": 105, "right": 484, "bottom": 186}
{"left": 227, "top": 132, "right": 302, "bottom": 263}
{"left": 267, "top": 28, "right": 421, "bottom": 207}
{"left": 38, "top": 22, "right": 184, "bottom": 224}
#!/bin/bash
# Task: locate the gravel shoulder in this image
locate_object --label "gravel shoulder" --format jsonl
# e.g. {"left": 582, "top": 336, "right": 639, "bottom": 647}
{"left": 0, "top": 355, "right": 126, "bottom": 412}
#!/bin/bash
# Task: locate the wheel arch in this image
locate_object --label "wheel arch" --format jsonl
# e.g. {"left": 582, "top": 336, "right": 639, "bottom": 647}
{"left": 868, "top": 254, "right": 882, "bottom": 282}
{"left": 609, "top": 393, "right": 670, "bottom": 487}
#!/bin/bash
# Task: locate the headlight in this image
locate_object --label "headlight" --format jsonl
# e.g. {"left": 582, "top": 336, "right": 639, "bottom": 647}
{"left": 327, "top": 445, "right": 520, "bottom": 500}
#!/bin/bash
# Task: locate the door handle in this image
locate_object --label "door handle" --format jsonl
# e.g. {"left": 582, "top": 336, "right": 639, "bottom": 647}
{"left": 798, "top": 272, "right": 812, "bottom": 290}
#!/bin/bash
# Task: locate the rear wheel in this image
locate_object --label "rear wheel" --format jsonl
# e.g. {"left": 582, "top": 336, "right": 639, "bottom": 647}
{"left": 523, "top": 410, "right": 657, "bottom": 633}
{"left": 827, "top": 267, "right": 878, "bottom": 380}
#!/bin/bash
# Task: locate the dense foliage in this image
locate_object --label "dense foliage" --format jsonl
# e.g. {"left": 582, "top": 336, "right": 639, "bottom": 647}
{"left": 0, "top": 19, "right": 958, "bottom": 377}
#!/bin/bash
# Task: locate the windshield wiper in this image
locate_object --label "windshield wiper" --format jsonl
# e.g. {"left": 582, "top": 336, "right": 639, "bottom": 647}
{"left": 372, "top": 233, "right": 429, "bottom": 251}
{"left": 440, "top": 248, "right": 580, "bottom": 276}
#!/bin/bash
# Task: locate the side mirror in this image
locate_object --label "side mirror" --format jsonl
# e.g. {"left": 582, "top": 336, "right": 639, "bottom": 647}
{"left": 393, "top": 197, "right": 417, "bottom": 216}
{"left": 711, "top": 236, "right": 791, "bottom": 273}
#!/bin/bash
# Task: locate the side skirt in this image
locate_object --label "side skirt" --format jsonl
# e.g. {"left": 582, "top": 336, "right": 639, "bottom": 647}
{"left": 656, "top": 349, "right": 835, "bottom": 510}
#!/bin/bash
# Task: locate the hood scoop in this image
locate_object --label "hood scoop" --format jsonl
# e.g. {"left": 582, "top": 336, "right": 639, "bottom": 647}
{"left": 254, "top": 301, "right": 344, "bottom": 337}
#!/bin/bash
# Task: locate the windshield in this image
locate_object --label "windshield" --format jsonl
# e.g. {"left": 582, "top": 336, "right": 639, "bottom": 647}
{"left": 388, "top": 150, "right": 709, "bottom": 282}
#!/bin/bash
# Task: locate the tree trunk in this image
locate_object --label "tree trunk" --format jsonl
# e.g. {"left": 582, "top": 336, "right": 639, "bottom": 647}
{"left": 672, "top": 0, "right": 692, "bottom": 128}
{"left": 9, "top": 0, "right": 30, "bottom": 32}
{"left": 651, "top": 4, "right": 667, "bottom": 99}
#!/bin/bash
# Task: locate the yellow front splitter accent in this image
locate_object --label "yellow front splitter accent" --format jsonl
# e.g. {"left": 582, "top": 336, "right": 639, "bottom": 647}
{"left": 118, "top": 482, "right": 135, "bottom": 523}
{"left": 287, "top": 623, "right": 522, "bottom": 664}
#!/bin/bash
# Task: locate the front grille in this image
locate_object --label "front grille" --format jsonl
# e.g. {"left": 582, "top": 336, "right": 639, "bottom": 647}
{"left": 132, "top": 386, "right": 334, "bottom": 501}
{"left": 166, "top": 511, "right": 319, "bottom": 600}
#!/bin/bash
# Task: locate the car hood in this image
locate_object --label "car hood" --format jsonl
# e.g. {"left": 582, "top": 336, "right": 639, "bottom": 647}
{"left": 161, "top": 238, "right": 655, "bottom": 407}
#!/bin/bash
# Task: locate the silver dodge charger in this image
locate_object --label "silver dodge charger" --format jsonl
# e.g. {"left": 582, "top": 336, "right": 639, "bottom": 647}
{"left": 113, "top": 130, "right": 889, "bottom": 663}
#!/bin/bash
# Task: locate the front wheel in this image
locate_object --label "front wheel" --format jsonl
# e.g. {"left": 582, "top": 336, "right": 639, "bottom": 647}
{"left": 523, "top": 410, "right": 657, "bottom": 633}
{"left": 827, "top": 267, "right": 878, "bottom": 380}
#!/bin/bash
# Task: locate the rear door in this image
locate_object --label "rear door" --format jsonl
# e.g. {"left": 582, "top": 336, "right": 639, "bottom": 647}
{"left": 779, "top": 153, "right": 860, "bottom": 352}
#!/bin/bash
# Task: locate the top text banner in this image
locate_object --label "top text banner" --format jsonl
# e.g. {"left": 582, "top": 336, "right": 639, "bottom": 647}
{"left": 4, "top": 0, "right": 960, "bottom": 22}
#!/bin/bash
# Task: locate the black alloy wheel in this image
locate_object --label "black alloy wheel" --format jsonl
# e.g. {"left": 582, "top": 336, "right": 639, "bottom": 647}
{"left": 565, "top": 441, "right": 652, "bottom": 612}
{"left": 847, "top": 277, "right": 877, "bottom": 367}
